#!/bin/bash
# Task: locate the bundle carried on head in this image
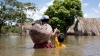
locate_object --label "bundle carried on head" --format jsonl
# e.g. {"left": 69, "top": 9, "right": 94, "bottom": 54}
{"left": 29, "top": 20, "right": 52, "bottom": 44}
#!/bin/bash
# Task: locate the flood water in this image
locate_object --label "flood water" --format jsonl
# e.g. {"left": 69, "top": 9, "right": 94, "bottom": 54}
{"left": 0, "top": 35, "right": 100, "bottom": 56}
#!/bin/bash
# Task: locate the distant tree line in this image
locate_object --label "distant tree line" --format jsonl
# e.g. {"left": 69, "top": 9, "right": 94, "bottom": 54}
{"left": 0, "top": 0, "right": 37, "bottom": 35}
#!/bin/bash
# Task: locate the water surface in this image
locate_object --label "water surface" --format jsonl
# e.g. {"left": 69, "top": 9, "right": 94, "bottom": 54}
{"left": 0, "top": 35, "right": 100, "bottom": 56}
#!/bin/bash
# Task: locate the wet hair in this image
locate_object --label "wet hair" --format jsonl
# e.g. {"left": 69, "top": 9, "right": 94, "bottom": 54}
{"left": 57, "top": 33, "right": 65, "bottom": 43}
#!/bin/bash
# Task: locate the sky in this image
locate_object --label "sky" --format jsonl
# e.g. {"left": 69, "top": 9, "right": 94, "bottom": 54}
{"left": 17, "top": 0, "right": 100, "bottom": 21}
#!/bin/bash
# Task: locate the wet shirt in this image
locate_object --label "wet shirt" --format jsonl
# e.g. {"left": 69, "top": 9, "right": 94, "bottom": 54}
{"left": 54, "top": 37, "right": 66, "bottom": 48}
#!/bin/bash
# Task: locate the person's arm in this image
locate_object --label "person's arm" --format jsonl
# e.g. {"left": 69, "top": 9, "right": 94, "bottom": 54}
{"left": 54, "top": 36, "right": 60, "bottom": 48}
{"left": 51, "top": 28, "right": 58, "bottom": 38}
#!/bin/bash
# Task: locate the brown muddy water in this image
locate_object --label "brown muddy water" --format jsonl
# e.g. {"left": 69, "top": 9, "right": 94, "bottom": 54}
{"left": 0, "top": 35, "right": 100, "bottom": 56}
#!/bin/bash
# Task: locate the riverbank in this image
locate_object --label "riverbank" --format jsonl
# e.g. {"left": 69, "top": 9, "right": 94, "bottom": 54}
{"left": 1, "top": 33, "right": 20, "bottom": 36}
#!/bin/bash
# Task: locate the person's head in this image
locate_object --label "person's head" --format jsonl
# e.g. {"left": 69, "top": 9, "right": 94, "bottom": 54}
{"left": 57, "top": 33, "right": 65, "bottom": 43}
{"left": 40, "top": 15, "right": 50, "bottom": 23}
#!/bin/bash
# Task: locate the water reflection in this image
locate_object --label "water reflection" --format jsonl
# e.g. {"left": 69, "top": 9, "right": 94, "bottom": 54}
{"left": 0, "top": 35, "right": 100, "bottom": 56}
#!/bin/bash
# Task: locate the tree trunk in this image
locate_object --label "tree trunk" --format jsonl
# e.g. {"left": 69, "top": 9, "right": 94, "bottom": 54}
{"left": 0, "top": 24, "right": 3, "bottom": 35}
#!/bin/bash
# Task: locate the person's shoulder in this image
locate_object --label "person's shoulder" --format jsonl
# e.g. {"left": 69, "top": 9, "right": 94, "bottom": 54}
{"left": 62, "top": 44, "right": 66, "bottom": 48}
{"left": 59, "top": 44, "right": 66, "bottom": 48}
{"left": 55, "top": 44, "right": 66, "bottom": 48}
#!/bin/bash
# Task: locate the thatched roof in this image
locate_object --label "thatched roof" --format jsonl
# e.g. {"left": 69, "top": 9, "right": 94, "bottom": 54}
{"left": 68, "top": 17, "right": 100, "bottom": 35}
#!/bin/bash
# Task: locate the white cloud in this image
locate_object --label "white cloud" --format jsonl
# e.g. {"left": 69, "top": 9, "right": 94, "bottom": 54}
{"left": 92, "top": 8, "right": 100, "bottom": 14}
{"left": 31, "top": 13, "right": 40, "bottom": 20}
{"left": 83, "top": 3, "right": 89, "bottom": 7}
{"left": 25, "top": 6, "right": 48, "bottom": 21}
{"left": 98, "top": 3, "right": 100, "bottom": 9}
{"left": 39, "top": 6, "right": 48, "bottom": 15}
{"left": 26, "top": 10, "right": 33, "bottom": 18}
{"left": 81, "top": 0, "right": 82, "bottom": 2}
{"left": 46, "top": 0, "right": 54, "bottom": 6}
{"left": 84, "top": 14, "right": 88, "bottom": 18}
{"left": 32, "top": 6, "right": 48, "bottom": 20}
{"left": 25, "top": 0, "right": 54, "bottom": 21}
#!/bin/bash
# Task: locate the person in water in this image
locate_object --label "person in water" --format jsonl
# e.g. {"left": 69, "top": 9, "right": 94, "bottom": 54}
{"left": 29, "top": 15, "right": 59, "bottom": 48}
{"left": 54, "top": 33, "right": 66, "bottom": 48}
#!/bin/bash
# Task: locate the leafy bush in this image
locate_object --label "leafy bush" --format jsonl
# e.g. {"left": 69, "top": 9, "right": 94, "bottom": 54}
{"left": 1, "top": 25, "right": 20, "bottom": 34}
{"left": 1, "top": 26, "right": 9, "bottom": 34}
{"left": 10, "top": 26, "right": 20, "bottom": 33}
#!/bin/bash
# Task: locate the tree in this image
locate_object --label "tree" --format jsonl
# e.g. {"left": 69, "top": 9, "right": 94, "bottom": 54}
{"left": 0, "top": 0, "right": 37, "bottom": 35}
{"left": 25, "top": 18, "right": 34, "bottom": 23}
{"left": 44, "top": 0, "right": 83, "bottom": 34}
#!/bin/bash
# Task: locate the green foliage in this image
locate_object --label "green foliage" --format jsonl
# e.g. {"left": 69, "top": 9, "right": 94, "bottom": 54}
{"left": 1, "top": 26, "right": 9, "bottom": 34}
{"left": 49, "top": 17, "right": 66, "bottom": 32}
{"left": 0, "top": 0, "right": 37, "bottom": 34}
{"left": 1, "top": 25, "right": 20, "bottom": 34}
{"left": 10, "top": 26, "right": 20, "bottom": 33}
{"left": 45, "top": 0, "right": 83, "bottom": 33}
{"left": 26, "top": 18, "right": 34, "bottom": 23}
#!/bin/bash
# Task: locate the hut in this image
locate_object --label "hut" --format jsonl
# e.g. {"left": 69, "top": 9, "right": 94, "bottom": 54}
{"left": 67, "top": 17, "right": 100, "bottom": 36}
